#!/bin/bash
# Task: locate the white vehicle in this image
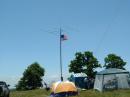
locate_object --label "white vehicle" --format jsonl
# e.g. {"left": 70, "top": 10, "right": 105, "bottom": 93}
{"left": 0, "top": 81, "right": 10, "bottom": 97}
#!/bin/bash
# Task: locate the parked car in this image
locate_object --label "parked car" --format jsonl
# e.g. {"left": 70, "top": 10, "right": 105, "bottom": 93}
{"left": 0, "top": 81, "right": 10, "bottom": 97}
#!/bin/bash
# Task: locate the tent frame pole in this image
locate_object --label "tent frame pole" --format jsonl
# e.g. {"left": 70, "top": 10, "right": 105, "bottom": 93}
{"left": 102, "top": 74, "right": 104, "bottom": 92}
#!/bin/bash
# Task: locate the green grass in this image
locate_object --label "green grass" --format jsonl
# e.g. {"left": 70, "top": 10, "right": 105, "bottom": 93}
{"left": 10, "top": 89, "right": 130, "bottom": 97}
{"left": 10, "top": 89, "right": 50, "bottom": 97}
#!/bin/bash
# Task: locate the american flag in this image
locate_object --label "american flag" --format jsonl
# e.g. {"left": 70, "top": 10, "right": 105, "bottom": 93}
{"left": 60, "top": 34, "right": 68, "bottom": 41}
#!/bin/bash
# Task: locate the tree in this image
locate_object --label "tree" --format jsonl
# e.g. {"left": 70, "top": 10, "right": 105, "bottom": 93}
{"left": 69, "top": 52, "right": 84, "bottom": 73}
{"left": 104, "top": 54, "right": 126, "bottom": 69}
{"left": 16, "top": 62, "right": 45, "bottom": 90}
{"left": 69, "top": 51, "right": 101, "bottom": 78}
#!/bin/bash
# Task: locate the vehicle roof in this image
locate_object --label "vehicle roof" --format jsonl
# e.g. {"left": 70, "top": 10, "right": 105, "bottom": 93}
{"left": 0, "top": 81, "right": 6, "bottom": 83}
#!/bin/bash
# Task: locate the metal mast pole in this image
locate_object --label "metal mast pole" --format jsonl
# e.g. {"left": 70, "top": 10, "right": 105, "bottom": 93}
{"left": 60, "top": 28, "right": 63, "bottom": 81}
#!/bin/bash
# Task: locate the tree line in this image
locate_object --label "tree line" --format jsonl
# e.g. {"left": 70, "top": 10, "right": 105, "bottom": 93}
{"left": 69, "top": 51, "right": 126, "bottom": 78}
{"left": 16, "top": 51, "right": 126, "bottom": 90}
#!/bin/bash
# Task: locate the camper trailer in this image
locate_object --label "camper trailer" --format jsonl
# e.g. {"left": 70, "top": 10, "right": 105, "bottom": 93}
{"left": 69, "top": 73, "right": 88, "bottom": 89}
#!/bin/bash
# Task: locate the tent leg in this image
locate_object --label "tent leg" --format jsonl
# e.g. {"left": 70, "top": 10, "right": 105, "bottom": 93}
{"left": 102, "top": 74, "right": 104, "bottom": 92}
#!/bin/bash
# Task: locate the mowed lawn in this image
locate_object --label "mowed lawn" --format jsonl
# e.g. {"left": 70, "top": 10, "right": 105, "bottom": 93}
{"left": 11, "top": 89, "right": 130, "bottom": 97}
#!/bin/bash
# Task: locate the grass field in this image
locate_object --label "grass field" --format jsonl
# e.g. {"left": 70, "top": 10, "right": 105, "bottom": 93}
{"left": 10, "top": 89, "right": 50, "bottom": 97}
{"left": 10, "top": 89, "right": 130, "bottom": 97}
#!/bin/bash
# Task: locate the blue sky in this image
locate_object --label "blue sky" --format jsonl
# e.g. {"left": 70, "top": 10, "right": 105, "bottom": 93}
{"left": 0, "top": 0, "right": 130, "bottom": 88}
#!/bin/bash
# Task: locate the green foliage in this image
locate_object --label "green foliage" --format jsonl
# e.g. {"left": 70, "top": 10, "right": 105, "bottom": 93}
{"left": 16, "top": 62, "right": 45, "bottom": 90}
{"left": 104, "top": 54, "right": 126, "bottom": 69}
{"left": 69, "top": 51, "right": 101, "bottom": 78}
{"left": 69, "top": 52, "right": 84, "bottom": 73}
